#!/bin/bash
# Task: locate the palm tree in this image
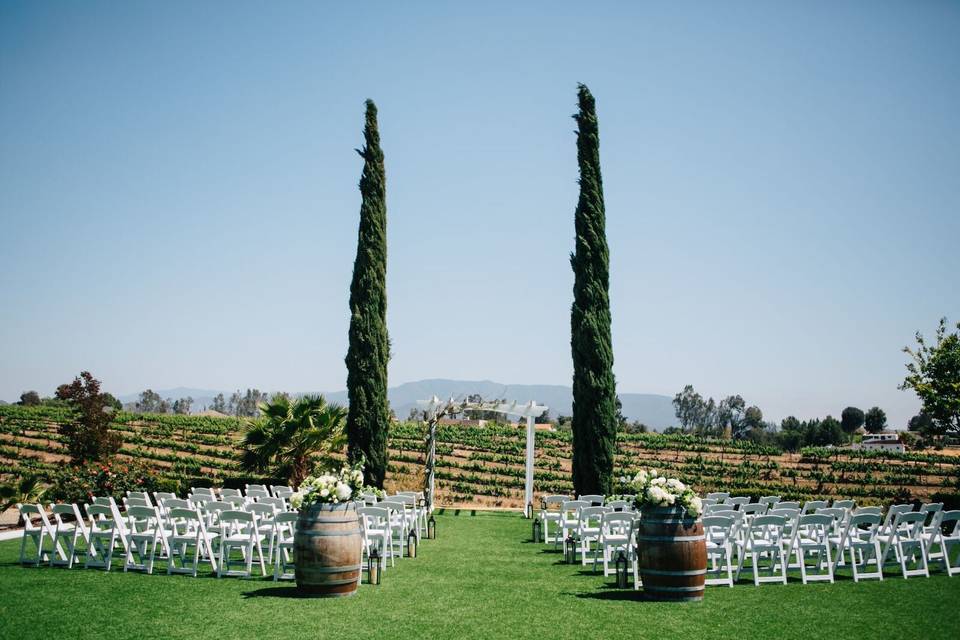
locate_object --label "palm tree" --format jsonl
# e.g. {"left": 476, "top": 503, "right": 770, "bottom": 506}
{"left": 0, "top": 475, "right": 47, "bottom": 513}
{"left": 240, "top": 395, "right": 347, "bottom": 487}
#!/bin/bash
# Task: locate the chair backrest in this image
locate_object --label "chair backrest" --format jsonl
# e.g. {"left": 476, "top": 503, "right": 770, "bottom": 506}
{"left": 606, "top": 500, "right": 631, "bottom": 512}
{"left": 775, "top": 501, "right": 800, "bottom": 511}
{"left": 124, "top": 496, "right": 151, "bottom": 510}
{"left": 220, "top": 488, "right": 243, "bottom": 499}
{"left": 600, "top": 511, "right": 635, "bottom": 535}
{"left": 358, "top": 506, "right": 390, "bottom": 530}
{"left": 166, "top": 507, "right": 204, "bottom": 536}
{"left": 894, "top": 511, "right": 927, "bottom": 538}
{"left": 703, "top": 515, "right": 735, "bottom": 543}
{"left": 222, "top": 495, "right": 246, "bottom": 508}
{"left": 796, "top": 513, "right": 833, "bottom": 540}
{"left": 881, "top": 504, "right": 914, "bottom": 533}
{"left": 85, "top": 503, "right": 117, "bottom": 533}
{"left": 801, "top": 500, "right": 829, "bottom": 514}
{"left": 246, "top": 503, "right": 275, "bottom": 519}
{"left": 768, "top": 507, "right": 800, "bottom": 520}
{"left": 832, "top": 499, "right": 855, "bottom": 510}
{"left": 579, "top": 494, "right": 604, "bottom": 506}
{"left": 272, "top": 486, "right": 294, "bottom": 499}
{"left": 920, "top": 502, "right": 944, "bottom": 526}
{"left": 815, "top": 507, "right": 846, "bottom": 525}
{"left": 152, "top": 492, "right": 176, "bottom": 511}
{"left": 561, "top": 500, "right": 589, "bottom": 517}
{"left": 739, "top": 503, "right": 768, "bottom": 516}
{"left": 759, "top": 496, "right": 781, "bottom": 507}
{"left": 749, "top": 514, "right": 787, "bottom": 543}
{"left": 706, "top": 492, "right": 729, "bottom": 501}
{"left": 724, "top": 496, "right": 750, "bottom": 508}
{"left": 940, "top": 510, "right": 960, "bottom": 536}
{"left": 219, "top": 509, "right": 254, "bottom": 525}
{"left": 126, "top": 491, "right": 153, "bottom": 505}
{"left": 162, "top": 498, "right": 192, "bottom": 511}
{"left": 190, "top": 487, "right": 216, "bottom": 497}
{"left": 578, "top": 506, "right": 608, "bottom": 528}
{"left": 126, "top": 505, "right": 161, "bottom": 533}
{"left": 843, "top": 512, "right": 882, "bottom": 544}
{"left": 245, "top": 483, "right": 269, "bottom": 493}
{"left": 854, "top": 506, "right": 882, "bottom": 516}
{"left": 51, "top": 503, "right": 86, "bottom": 533}
{"left": 258, "top": 497, "right": 286, "bottom": 512}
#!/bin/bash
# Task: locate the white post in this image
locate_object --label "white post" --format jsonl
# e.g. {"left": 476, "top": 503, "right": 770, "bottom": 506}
{"left": 525, "top": 414, "right": 535, "bottom": 517}
{"left": 428, "top": 420, "right": 436, "bottom": 511}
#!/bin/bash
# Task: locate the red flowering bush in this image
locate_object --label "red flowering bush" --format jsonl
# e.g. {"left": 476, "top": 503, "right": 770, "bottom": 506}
{"left": 47, "top": 459, "right": 159, "bottom": 505}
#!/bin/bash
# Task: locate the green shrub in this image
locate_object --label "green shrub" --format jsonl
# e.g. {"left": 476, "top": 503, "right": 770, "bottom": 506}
{"left": 47, "top": 459, "right": 159, "bottom": 504}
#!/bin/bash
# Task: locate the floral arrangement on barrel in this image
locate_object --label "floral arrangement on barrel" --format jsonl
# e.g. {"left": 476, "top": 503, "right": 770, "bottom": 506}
{"left": 290, "top": 463, "right": 365, "bottom": 510}
{"left": 629, "top": 468, "right": 703, "bottom": 518}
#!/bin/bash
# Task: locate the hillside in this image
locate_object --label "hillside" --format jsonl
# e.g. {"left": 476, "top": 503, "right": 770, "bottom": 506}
{"left": 117, "top": 378, "right": 678, "bottom": 430}
{"left": 2, "top": 405, "right": 957, "bottom": 509}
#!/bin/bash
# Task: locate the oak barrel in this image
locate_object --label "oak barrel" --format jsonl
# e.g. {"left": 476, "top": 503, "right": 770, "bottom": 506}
{"left": 294, "top": 501, "right": 362, "bottom": 597}
{"left": 636, "top": 505, "right": 707, "bottom": 601}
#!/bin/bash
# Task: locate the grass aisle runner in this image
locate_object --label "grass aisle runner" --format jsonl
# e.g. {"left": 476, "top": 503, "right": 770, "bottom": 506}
{"left": 1, "top": 511, "right": 958, "bottom": 639}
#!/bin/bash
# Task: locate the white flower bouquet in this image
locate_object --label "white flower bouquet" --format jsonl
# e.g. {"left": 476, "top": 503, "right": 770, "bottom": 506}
{"left": 290, "top": 463, "right": 365, "bottom": 510}
{"left": 629, "top": 468, "right": 703, "bottom": 518}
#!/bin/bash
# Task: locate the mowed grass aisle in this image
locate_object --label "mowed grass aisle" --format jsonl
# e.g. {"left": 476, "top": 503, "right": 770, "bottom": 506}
{"left": 1, "top": 510, "right": 958, "bottom": 640}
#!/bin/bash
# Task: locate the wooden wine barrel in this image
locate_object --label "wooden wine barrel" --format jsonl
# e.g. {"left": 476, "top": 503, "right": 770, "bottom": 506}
{"left": 294, "top": 501, "right": 362, "bottom": 597}
{"left": 636, "top": 506, "right": 707, "bottom": 602}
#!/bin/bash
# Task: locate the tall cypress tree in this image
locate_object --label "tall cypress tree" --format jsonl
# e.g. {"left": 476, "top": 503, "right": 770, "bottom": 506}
{"left": 346, "top": 100, "right": 390, "bottom": 488}
{"left": 570, "top": 84, "right": 617, "bottom": 497}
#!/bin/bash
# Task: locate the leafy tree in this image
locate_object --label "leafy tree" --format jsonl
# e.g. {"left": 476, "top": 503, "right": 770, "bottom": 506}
{"left": 908, "top": 412, "right": 934, "bottom": 435}
{"left": 814, "top": 415, "right": 844, "bottom": 446}
{"left": 672, "top": 385, "right": 704, "bottom": 432}
{"left": 172, "top": 397, "right": 193, "bottom": 415}
{"left": 570, "top": 84, "right": 617, "bottom": 497}
{"left": 717, "top": 395, "right": 746, "bottom": 439}
{"left": 345, "top": 99, "right": 391, "bottom": 488}
{"left": 864, "top": 406, "right": 887, "bottom": 434}
{"left": 738, "top": 405, "right": 764, "bottom": 438}
{"left": 136, "top": 389, "right": 168, "bottom": 413}
{"left": 840, "top": 406, "right": 865, "bottom": 436}
{"left": 901, "top": 317, "right": 960, "bottom": 437}
{"left": 54, "top": 372, "right": 121, "bottom": 463}
{"left": 211, "top": 393, "right": 227, "bottom": 413}
{"left": 228, "top": 389, "right": 267, "bottom": 417}
{"left": 240, "top": 395, "right": 347, "bottom": 487}
{"left": 18, "top": 391, "right": 41, "bottom": 406}
{"left": 779, "top": 416, "right": 804, "bottom": 451}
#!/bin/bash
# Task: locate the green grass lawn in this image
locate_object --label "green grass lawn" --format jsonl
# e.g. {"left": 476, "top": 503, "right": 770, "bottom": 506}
{"left": 1, "top": 510, "right": 958, "bottom": 640}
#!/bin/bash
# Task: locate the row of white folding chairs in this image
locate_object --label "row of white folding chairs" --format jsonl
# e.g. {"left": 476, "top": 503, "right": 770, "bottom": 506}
{"left": 17, "top": 498, "right": 299, "bottom": 580}
{"left": 703, "top": 507, "right": 960, "bottom": 587}
{"left": 538, "top": 495, "right": 636, "bottom": 546}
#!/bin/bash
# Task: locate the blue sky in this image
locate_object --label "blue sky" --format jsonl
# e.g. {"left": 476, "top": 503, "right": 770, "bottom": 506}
{"left": 1, "top": 1, "right": 958, "bottom": 427}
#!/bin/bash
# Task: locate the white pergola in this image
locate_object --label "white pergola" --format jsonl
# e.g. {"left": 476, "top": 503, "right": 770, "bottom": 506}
{"left": 417, "top": 396, "right": 548, "bottom": 516}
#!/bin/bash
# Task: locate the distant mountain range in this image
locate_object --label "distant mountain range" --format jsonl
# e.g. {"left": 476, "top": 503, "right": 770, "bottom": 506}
{"left": 119, "top": 379, "right": 677, "bottom": 430}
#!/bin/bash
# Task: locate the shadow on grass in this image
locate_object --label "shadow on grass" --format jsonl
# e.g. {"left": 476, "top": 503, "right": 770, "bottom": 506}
{"left": 242, "top": 585, "right": 357, "bottom": 599}
{"left": 571, "top": 589, "right": 648, "bottom": 602}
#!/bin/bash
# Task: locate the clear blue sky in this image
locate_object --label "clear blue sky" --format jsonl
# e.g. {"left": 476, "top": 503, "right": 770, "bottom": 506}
{"left": 1, "top": 1, "right": 958, "bottom": 428}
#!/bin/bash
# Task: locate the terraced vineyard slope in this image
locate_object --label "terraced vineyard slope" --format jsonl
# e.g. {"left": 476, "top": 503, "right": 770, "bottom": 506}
{"left": 2, "top": 406, "right": 958, "bottom": 508}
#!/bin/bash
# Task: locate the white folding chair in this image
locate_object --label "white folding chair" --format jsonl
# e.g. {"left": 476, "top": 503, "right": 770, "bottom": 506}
{"left": 560, "top": 500, "right": 589, "bottom": 556}
{"left": 84, "top": 504, "right": 119, "bottom": 571}
{"left": 577, "top": 506, "right": 609, "bottom": 566}
{"left": 925, "top": 510, "right": 960, "bottom": 577}
{"left": 17, "top": 504, "right": 64, "bottom": 566}
{"left": 49, "top": 503, "right": 89, "bottom": 568}
{"left": 880, "top": 511, "right": 930, "bottom": 579}
{"left": 166, "top": 507, "right": 219, "bottom": 576}
{"left": 791, "top": 514, "right": 834, "bottom": 584}
{"left": 124, "top": 505, "right": 165, "bottom": 573}
{"left": 832, "top": 512, "right": 883, "bottom": 582}
{"left": 539, "top": 495, "right": 570, "bottom": 546}
{"left": 378, "top": 500, "right": 407, "bottom": 559}
{"left": 579, "top": 494, "right": 604, "bottom": 507}
{"left": 272, "top": 512, "right": 300, "bottom": 581}
{"left": 246, "top": 502, "right": 278, "bottom": 564}
{"left": 594, "top": 511, "right": 634, "bottom": 576}
{"left": 737, "top": 514, "right": 788, "bottom": 586}
{"left": 217, "top": 509, "right": 266, "bottom": 578}
{"left": 358, "top": 506, "right": 392, "bottom": 571}
{"left": 703, "top": 515, "right": 736, "bottom": 587}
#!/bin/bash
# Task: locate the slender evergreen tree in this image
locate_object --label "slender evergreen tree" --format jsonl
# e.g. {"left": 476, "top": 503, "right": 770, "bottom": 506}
{"left": 346, "top": 100, "right": 390, "bottom": 487}
{"left": 570, "top": 84, "right": 617, "bottom": 496}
